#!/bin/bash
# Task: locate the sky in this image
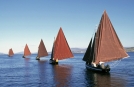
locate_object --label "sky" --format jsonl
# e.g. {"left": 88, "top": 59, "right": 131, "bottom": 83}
{"left": 0, "top": 0, "right": 134, "bottom": 53}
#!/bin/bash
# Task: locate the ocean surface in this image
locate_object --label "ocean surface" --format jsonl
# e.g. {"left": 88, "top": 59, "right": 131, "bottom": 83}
{"left": 0, "top": 52, "right": 134, "bottom": 87}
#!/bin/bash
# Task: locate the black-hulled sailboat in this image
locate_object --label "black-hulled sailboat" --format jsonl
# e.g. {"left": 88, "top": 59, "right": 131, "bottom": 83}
{"left": 22, "top": 44, "right": 31, "bottom": 58}
{"left": 49, "top": 27, "right": 74, "bottom": 64}
{"left": 8, "top": 48, "right": 14, "bottom": 57}
{"left": 36, "top": 39, "right": 48, "bottom": 60}
{"left": 83, "top": 10, "right": 129, "bottom": 73}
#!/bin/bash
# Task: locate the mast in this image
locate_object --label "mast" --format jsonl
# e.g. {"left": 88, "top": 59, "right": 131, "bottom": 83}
{"left": 24, "top": 44, "right": 31, "bottom": 57}
{"left": 52, "top": 27, "right": 74, "bottom": 60}
{"left": 37, "top": 39, "right": 48, "bottom": 58}
{"left": 9, "top": 48, "right": 14, "bottom": 56}
{"left": 94, "top": 10, "right": 128, "bottom": 64}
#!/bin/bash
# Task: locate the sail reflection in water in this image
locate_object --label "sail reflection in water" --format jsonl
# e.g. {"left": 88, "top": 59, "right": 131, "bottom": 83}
{"left": 37, "top": 60, "right": 48, "bottom": 86}
{"left": 24, "top": 58, "right": 30, "bottom": 84}
{"left": 52, "top": 64, "right": 72, "bottom": 87}
{"left": 85, "top": 70, "right": 127, "bottom": 87}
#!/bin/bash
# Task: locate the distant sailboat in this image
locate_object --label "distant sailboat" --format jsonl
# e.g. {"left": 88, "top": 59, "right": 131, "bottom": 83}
{"left": 83, "top": 10, "right": 129, "bottom": 72}
{"left": 8, "top": 48, "right": 14, "bottom": 57}
{"left": 22, "top": 44, "right": 31, "bottom": 58}
{"left": 36, "top": 39, "right": 48, "bottom": 60}
{"left": 49, "top": 27, "right": 74, "bottom": 64}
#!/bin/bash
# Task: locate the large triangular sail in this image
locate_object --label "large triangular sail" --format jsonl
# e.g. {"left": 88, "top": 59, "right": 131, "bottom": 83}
{"left": 93, "top": 11, "right": 128, "bottom": 64}
{"left": 51, "top": 27, "right": 74, "bottom": 60}
{"left": 37, "top": 39, "right": 48, "bottom": 58}
{"left": 8, "top": 48, "right": 14, "bottom": 57}
{"left": 24, "top": 44, "right": 31, "bottom": 57}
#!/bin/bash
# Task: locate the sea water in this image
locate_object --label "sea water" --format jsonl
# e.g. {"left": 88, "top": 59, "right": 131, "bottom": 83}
{"left": 0, "top": 52, "right": 134, "bottom": 87}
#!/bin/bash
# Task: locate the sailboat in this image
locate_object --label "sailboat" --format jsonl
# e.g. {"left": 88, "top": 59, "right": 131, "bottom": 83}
{"left": 36, "top": 39, "right": 48, "bottom": 60}
{"left": 49, "top": 27, "right": 74, "bottom": 64}
{"left": 22, "top": 44, "right": 31, "bottom": 58}
{"left": 8, "top": 48, "right": 14, "bottom": 57}
{"left": 83, "top": 10, "right": 129, "bottom": 72}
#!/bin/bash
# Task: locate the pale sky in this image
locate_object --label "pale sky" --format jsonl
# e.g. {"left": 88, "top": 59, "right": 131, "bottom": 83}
{"left": 0, "top": 0, "right": 134, "bottom": 53}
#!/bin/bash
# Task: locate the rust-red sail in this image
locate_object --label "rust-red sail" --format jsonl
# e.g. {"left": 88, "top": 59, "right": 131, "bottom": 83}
{"left": 37, "top": 39, "right": 48, "bottom": 58}
{"left": 93, "top": 10, "right": 128, "bottom": 64}
{"left": 24, "top": 44, "right": 31, "bottom": 56}
{"left": 8, "top": 48, "right": 14, "bottom": 56}
{"left": 52, "top": 27, "right": 74, "bottom": 60}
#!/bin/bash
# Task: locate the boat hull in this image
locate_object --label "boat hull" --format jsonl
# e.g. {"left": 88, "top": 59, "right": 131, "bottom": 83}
{"left": 86, "top": 64, "right": 110, "bottom": 73}
{"left": 36, "top": 57, "right": 40, "bottom": 60}
{"left": 49, "top": 59, "right": 58, "bottom": 65}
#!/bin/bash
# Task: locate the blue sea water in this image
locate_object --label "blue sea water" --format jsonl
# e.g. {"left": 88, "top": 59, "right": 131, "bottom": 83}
{"left": 0, "top": 52, "right": 134, "bottom": 87}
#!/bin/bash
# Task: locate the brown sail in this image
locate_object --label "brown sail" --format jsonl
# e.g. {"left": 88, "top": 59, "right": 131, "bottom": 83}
{"left": 37, "top": 39, "right": 48, "bottom": 58}
{"left": 8, "top": 48, "right": 14, "bottom": 57}
{"left": 93, "top": 10, "right": 128, "bottom": 64}
{"left": 52, "top": 27, "right": 73, "bottom": 60}
{"left": 23, "top": 44, "right": 31, "bottom": 57}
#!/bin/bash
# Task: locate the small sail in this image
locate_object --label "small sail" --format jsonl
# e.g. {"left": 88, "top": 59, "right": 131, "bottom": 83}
{"left": 24, "top": 44, "right": 31, "bottom": 57}
{"left": 83, "top": 38, "right": 92, "bottom": 62}
{"left": 91, "top": 33, "right": 96, "bottom": 63}
{"left": 51, "top": 38, "right": 55, "bottom": 59}
{"left": 52, "top": 27, "right": 74, "bottom": 60}
{"left": 8, "top": 48, "right": 14, "bottom": 56}
{"left": 37, "top": 39, "right": 48, "bottom": 58}
{"left": 94, "top": 11, "right": 128, "bottom": 64}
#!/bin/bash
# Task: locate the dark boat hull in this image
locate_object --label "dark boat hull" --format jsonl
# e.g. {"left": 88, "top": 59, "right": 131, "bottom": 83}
{"left": 86, "top": 64, "right": 110, "bottom": 73}
{"left": 49, "top": 59, "right": 58, "bottom": 65}
{"left": 36, "top": 57, "right": 40, "bottom": 60}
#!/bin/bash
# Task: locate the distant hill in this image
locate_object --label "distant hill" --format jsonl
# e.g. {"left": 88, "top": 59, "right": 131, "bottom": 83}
{"left": 16, "top": 51, "right": 23, "bottom": 54}
{"left": 71, "top": 47, "right": 134, "bottom": 53}
{"left": 71, "top": 48, "right": 86, "bottom": 53}
{"left": 0, "top": 52, "right": 5, "bottom": 55}
{"left": 125, "top": 47, "right": 134, "bottom": 52}
{"left": 6, "top": 47, "right": 134, "bottom": 55}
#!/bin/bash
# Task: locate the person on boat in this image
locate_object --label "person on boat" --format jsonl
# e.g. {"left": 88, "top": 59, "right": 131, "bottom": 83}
{"left": 98, "top": 61, "right": 105, "bottom": 69}
{"left": 56, "top": 59, "right": 58, "bottom": 63}
{"left": 52, "top": 58, "right": 56, "bottom": 62}
{"left": 91, "top": 62, "right": 97, "bottom": 67}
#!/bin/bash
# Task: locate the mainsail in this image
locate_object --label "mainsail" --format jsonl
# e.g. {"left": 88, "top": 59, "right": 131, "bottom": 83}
{"left": 8, "top": 48, "right": 14, "bottom": 56}
{"left": 93, "top": 10, "right": 128, "bottom": 64}
{"left": 51, "top": 27, "right": 74, "bottom": 60}
{"left": 37, "top": 39, "right": 48, "bottom": 58}
{"left": 24, "top": 44, "right": 31, "bottom": 57}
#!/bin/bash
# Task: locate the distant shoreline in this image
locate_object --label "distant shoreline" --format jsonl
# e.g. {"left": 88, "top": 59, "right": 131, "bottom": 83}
{"left": 0, "top": 47, "right": 134, "bottom": 54}
{"left": 70, "top": 47, "right": 134, "bottom": 53}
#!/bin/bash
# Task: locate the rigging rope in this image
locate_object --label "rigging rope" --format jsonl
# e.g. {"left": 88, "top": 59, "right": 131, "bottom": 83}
{"left": 108, "top": 59, "right": 122, "bottom": 68}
